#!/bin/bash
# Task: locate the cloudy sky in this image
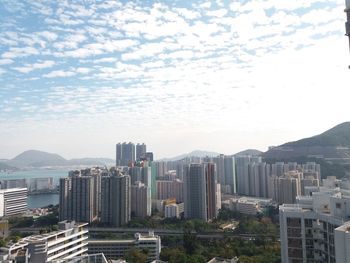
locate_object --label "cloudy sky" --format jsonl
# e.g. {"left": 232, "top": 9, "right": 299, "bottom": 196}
{"left": 0, "top": 0, "right": 349, "bottom": 160}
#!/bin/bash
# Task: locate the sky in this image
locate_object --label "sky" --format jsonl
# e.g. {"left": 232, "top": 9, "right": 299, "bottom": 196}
{"left": 0, "top": 0, "right": 349, "bottom": 160}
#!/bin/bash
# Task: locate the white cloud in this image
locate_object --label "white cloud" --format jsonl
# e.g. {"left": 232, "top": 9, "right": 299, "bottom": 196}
{"left": 0, "top": 59, "right": 14, "bottom": 65}
{"left": 43, "top": 70, "right": 76, "bottom": 78}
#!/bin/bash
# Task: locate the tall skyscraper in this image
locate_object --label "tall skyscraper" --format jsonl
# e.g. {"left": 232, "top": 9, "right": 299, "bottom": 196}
{"left": 59, "top": 168, "right": 102, "bottom": 223}
{"left": 116, "top": 142, "right": 136, "bottom": 166}
{"left": 184, "top": 163, "right": 219, "bottom": 221}
{"left": 101, "top": 174, "right": 131, "bottom": 227}
{"left": 59, "top": 175, "right": 96, "bottom": 223}
{"left": 136, "top": 143, "right": 147, "bottom": 161}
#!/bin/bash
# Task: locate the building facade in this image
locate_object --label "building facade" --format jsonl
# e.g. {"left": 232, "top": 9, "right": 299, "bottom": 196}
{"left": 3, "top": 221, "right": 88, "bottom": 262}
{"left": 0, "top": 188, "right": 27, "bottom": 217}
{"left": 88, "top": 232, "right": 161, "bottom": 262}
{"left": 279, "top": 177, "right": 350, "bottom": 263}
{"left": 100, "top": 174, "right": 131, "bottom": 227}
{"left": 184, "top": 163, "right": 219, "bottom": 221}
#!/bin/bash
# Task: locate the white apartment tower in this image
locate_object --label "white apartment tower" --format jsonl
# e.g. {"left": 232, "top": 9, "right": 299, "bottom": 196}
{"left": 280, "top": 176, "right": 350, "bottom": 263}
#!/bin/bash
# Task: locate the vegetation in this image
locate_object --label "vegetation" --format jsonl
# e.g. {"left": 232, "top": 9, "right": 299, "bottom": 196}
{"left": 124, "top": 248, "right": 148, "bottom": 263}
{"left": 160, "top": 209, "right": 281, "bottom": 263}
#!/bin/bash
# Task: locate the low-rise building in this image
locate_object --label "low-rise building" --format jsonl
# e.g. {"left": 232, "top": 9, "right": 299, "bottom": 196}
{"left": 88, "top": 232, "right": 161, "bottom": 262}
{"left": 2, "top": 221, "right": 88, "bottom": 262}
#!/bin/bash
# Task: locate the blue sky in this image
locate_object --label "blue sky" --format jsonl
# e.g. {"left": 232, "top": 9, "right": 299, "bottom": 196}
{"left": 0, "top": 0, "right": 349, "bottom": 159}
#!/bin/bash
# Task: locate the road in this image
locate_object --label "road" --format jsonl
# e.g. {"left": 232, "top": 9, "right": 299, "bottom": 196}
{"left": 11, "top": 226, "right": 275, "bottom": 240}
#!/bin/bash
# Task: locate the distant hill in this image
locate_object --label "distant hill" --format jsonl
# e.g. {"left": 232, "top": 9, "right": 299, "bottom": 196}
{"left": 10, "top": 150, "right": 66, "bottom": 167}
{"left": 0, "top": 162, "right": 17, "bottom": 171}
{"left": 234, "top": 149, "right": 262, "bottom": 156}
{"left": 4, "top": 150, "right": 115, "bottom": 169}
{"left": 158, "top": 150, "right": 221, "bottom": 161}
{"left": 264, "top": 122, "right": 350, "bottom": 165}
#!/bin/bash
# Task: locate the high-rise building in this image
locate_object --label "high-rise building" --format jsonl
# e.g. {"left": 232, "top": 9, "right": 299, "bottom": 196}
{"left": 128, "top": 166, "right": 151, "bottom": 187}
{"left": 184, "top": 163, "right": 219, "bottom": 221}
{"left": 131, "top": 181, "right": 151, "bottom": 218}
{"left": 0, "top": 179, "right": 26, "bottom": 189}
{"left": 29, "top": 177, "right": 54, "bottom": 192}
{"left": 273, "top": 171, "right": 301, "bottom": 204}
{"left": 213, "top": 155, "right": 225, "bottom": 186}
{"left": 59, "top": 168, "right": 102, "bottom": 223}
{"left": 116, "top": 143, "right": 122, "bottom": 166}
{"left": 145, "top": 152, "right": 154, "bottom": 162}
{"left": 116, "top": 142, "right": 136, "bottom": 166}
{"left": 235, "top": 155, "right": 251, "bottom": 195}
{"left": 136, "top": 143, "right": 147, "bottom": 161}
{"left": 100, "top": 174, "right": 131, "bottom": 227}
{"left": 224, "top": 156, "right": 236, "bottom": 194}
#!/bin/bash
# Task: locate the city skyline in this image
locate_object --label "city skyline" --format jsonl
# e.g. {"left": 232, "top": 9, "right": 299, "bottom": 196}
{"left": 0, "top": 0, "right": 349, "bottom": 160}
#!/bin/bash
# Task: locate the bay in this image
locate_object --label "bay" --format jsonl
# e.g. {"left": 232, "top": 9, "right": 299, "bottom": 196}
{"left": 0, "top": 169, "right": 68, "bottom": 209}
{"left": 28, "top": 193, "right": 59, "bottom": 209}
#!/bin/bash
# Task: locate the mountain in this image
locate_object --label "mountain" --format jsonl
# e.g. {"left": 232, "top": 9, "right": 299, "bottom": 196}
{"left": 264, "top": 122, "right": 350, "bottom": 164}
{"left": 234, "top": 149, "right": 263, "bottom": 156}
{"left": 158, "top": 150, "right": 221, "bottom": 161}
{"left": 4, "top": 150, "right": 115, "bottom": 169}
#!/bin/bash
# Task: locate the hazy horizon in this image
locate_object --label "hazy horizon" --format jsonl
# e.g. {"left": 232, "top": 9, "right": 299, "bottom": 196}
{"left": 1, "top": 0, "right": 349, "bottom": 160}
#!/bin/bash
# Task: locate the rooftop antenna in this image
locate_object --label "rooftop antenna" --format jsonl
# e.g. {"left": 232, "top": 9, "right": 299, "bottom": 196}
{"left": 345, "top": 0, "right": 350, "bottom": 68}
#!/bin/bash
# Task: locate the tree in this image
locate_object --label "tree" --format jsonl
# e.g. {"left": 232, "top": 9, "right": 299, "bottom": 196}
{"left": 0, "top": 238, "right": 6, "bottom": 247}
{"left": 124, "top": 248, "right": 148, "bottom": 263}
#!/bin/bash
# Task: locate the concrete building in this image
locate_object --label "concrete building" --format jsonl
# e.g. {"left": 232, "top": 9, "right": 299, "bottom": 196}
{"left": 156, "top": 179, "right": 184, "bottom": 203}
{"left": 59, "top": 176, "right": 96, "bottom": 223}
{"left": 184, "top": 163, "right": 219, "bottom": 221}
{"left": 145, "top": 152, "right": 154, "bottom": 162}
{"left": 279, "top": 176, "right": 350, "bottom": 263}
{"left": 2, "top": 221, "right": 88, "bottom": 262}
{"left": 0, "top": 188, "right": 27, "bottom": 217}
{"left": 29, "top": 177, "right": 54, "bottom": 192}
{"left": 0, "top": 179, "right": 26, "bottom": 190}
{"left": 164, "top": 204, "right": 180, "bottom": 218}
{"left": 224, "top": 156, "right": 236, "bottom": 194}
{"left": 131, "top": 181, "right": 151, "bottom": 218}
{"left": 128, "top": 166, "right": 151, "bottom": 187}
{"left": 223, "top": 196, "right": 272, "bottom": 216}
{"left": 136, "top": 143, "right": 147, "bottom": 161}
{"left": 273, "top": 171, "right": 301, "bottom": 204}
{"left": 235, "top": 155, "right": 256, "bottom": 196}
{"left": 88, "top": 232, "right": 161, "bottom": 262}
{"left": 100, "top": 174, "right": 131, "bottom": 227}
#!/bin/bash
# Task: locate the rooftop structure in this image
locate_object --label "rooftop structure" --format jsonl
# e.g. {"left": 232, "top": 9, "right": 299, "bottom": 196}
{"left": 3, "top": 221, "right": 88, "bottom": 262}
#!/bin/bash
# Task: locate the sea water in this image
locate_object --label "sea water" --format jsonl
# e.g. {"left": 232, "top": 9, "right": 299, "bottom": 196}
{"left": 0, "top": 169, "right": 69, "bottom": 208}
